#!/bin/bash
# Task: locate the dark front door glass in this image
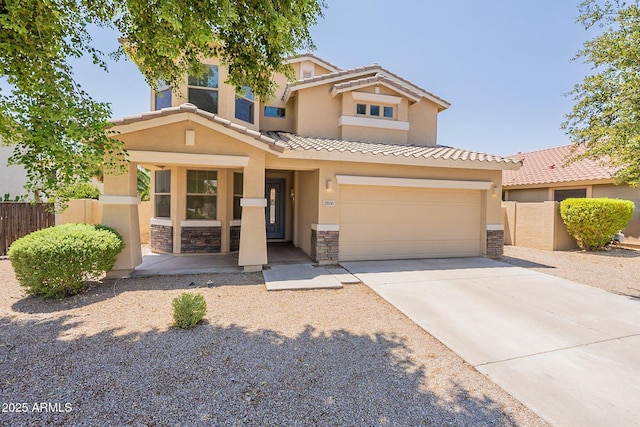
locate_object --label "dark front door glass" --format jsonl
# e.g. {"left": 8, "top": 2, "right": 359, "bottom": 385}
{"left": 265, "top": 178, "right": 285, "bottom": 239}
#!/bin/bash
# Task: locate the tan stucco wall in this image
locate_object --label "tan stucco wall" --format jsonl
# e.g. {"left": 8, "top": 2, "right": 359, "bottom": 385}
{"left": 408, "top": 100, "right": 438, "bottom": 145}
{"left": 295, "top": 84, "right": 341, "bottom": 139}
{"left": 56, "top": 199, "right": 102, "bottom": 225}
{"left": 502, "top": 201, "right": 577, "bottom": 251}
{"left": 296, "top": 169, "right": 319, "bottom": 256}
{"left": 592, "top": 184, "right": 640, "bottom": 243}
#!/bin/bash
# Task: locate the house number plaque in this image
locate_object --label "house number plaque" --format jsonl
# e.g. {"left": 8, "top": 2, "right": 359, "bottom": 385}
{"left": 322, "top": 199, "right": 336, "bottom": 207}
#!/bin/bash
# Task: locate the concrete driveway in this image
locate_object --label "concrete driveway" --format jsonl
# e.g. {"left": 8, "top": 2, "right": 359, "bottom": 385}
{"left": 342, "top": 257, "right": 640, "bottom": 427}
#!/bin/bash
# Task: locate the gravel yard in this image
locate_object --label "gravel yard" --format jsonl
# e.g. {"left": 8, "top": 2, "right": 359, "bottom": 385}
{"left": 500, "top": 245, "right": 640, "bottom": 298}
{"left": 0, "top": 257, "right": 546, "bottom": 427}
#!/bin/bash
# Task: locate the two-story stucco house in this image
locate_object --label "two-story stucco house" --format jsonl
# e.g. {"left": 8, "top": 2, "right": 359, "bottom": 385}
{"left": 102, "top": 54, "right": 520, "bottom": 274}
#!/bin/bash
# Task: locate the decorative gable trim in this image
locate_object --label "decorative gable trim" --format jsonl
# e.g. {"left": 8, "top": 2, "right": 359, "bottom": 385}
{"left": 332, "top": 75, "right": 421, "bottom": 103}
{"left": 350, "top": 91, "right": 403, "bottom": 105}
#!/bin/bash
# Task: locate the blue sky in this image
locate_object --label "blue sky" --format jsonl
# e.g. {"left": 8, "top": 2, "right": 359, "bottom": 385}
{"left": 74, "top": 1, "right": 598, "bottom": 157}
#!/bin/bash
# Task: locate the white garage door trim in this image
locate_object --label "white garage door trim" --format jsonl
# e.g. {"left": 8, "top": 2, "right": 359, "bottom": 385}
{"left": 336, "top": 174, "right": 493, "bottom": 190}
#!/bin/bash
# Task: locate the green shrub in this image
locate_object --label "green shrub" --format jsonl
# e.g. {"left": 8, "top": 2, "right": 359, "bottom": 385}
{"left": 172, "top": 293, "right": 207, "bottom": 329}
{"left": 59, "top": 182, "right": 101, "bottom": 200}
{"left": 8, "top": 223, "right": 125, "bottom": 298}
{"left": 560, "top": 197, "right": 635, "bottom": 251}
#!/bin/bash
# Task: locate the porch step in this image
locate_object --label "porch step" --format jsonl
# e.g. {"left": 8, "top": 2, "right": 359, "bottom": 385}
{"left": 263, "top": 264, "right": 348, "bottom": 291}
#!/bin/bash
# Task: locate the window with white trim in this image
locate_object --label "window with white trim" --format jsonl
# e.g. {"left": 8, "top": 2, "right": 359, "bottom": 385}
{"left": 154, "top": 170, "right": 171, "bottom": 218}
{"left": 188, "top": 65, "right": 219, "bottom": 114}
{"left": 233, "top": 172, "right": 243, "bottom": 220}
{"left": 186, "top": 170, "right": 217, "bottom": 219}
{"left": 356, "top": 103, "right": 395, "bottom": 119}
{"left": 235, "top": 86, "right": 254, "bottom": 124}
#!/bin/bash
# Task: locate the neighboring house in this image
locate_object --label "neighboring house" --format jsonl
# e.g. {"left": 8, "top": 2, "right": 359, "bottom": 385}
{"left": 103, "top": 54, "right": 520, "bottom": 274}
{"left": 503, "top": 144, "right": 639, "bottom": 244}
{"left": 0, "top": 145, "right": 29, "bottom": 200}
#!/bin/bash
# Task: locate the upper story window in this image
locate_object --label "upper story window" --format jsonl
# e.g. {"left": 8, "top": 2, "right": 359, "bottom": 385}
{"left": 235, "top": 86, "right": 254, "bottom": 124}
{"left": 356, "top": 103, "right": 394, "bottom": 119}
{"left": 264, "top": 106, "right": 286, "bottom": 118}
{"left": 154, "top": 81, "right": 172, "bottom": 111}
{"left": 186, "top": 170, "right": 217, "bottom": 219}
{"left": 188, "top": 65, "right": 219, "bottom": 114}
{"left": 154, "top": 170, "right": 171, "bottom": 218}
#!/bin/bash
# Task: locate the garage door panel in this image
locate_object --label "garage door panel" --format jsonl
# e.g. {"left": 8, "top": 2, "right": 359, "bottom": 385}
{"left": 339, "top": 186, "right": 482, "bottom": 261}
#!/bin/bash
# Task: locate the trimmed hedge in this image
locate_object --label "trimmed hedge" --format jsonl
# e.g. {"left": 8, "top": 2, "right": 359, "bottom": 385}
{"left": 59, "top": 182, "right": 101, "bottom": 200}
{"left": 8, "top": 223, "right": 125, "bottom": 298}
{"left": 560, "top": 197, "right": 635, "bottom": 251}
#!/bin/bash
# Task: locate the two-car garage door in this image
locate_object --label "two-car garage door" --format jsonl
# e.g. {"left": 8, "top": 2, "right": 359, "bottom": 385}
{"left": 339, "top": 185, "right": 482, "bottom": 261}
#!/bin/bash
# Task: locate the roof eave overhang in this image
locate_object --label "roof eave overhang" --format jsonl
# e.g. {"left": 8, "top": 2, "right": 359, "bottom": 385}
{"left": 109, "top": 111, "right": 285, "bottom": 154}
{"left": 331, "top": 81, "right": 421, "bottom": 103}
{"left": 276, "top": 149, "right": 520, "bottom": 171}
{"left": 502, "top": 178, "right": 615, "bottom": 190}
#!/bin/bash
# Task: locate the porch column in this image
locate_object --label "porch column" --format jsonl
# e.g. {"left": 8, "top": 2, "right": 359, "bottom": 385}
{"left": 238, "top": 153, "right": 267, "bottom": 271}
{"left": 100, "top": 163, "right": 142, "bottom": 277}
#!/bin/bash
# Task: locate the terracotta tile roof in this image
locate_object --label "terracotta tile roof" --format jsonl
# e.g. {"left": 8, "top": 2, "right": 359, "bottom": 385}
{"left": 110, "top": 104, "right": 518, "bottom": 168}
{"left": 283, "top": 53, "right": 342, "bottom": 72}
{"left": 283, "top": 64, "right": 450, "bottom": 109}
{"left": 265, "top": 132, "right": 519, "bottom": 166}
{"left": 502, "top": 144, "right": 616, "bottom": 187}
{"left": 109, "top": 104, "right": 286, "bottom": 151}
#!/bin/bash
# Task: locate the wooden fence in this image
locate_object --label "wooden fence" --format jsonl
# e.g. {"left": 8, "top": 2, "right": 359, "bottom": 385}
{"left": 0, "top": 203, "right": 55, "bottom": 256}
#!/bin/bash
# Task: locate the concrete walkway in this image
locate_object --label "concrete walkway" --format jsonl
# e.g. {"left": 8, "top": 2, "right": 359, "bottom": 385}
{"left": 342, "top": 257, "right": 640, "bottom": 427}
{"left": 263, "top": 263, "right": 360, "bottom": 291}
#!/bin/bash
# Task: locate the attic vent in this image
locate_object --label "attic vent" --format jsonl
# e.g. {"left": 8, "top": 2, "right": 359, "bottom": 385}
{"left": 302, "top": 70, "right": 312, "bottom": 79}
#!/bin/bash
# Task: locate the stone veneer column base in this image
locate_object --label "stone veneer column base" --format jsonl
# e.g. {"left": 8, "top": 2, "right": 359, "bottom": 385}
{"left": 486, "top": 229, "right": 504, "bottom": 257}
{"left": 181, "top": 226, "right": 221, "bottom": 253}
{"left": 311, "top": 228, "right": 339, "bottom": 264}
{"left": 230, "top": 226, "right": 241, "bottom": 252}
{"left": 150, "top": 224, "right": 173, "bottom": 254}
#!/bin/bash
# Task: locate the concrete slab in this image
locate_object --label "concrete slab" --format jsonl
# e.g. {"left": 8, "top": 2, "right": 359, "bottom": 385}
{"left": 263, "top": 264, "right": 343, "bottom": 291}
{"left": 343, "top": 257, "right": 640, "bottom": 427}
{"left": 326, "top": 267, "right": 360, "bottom": 284}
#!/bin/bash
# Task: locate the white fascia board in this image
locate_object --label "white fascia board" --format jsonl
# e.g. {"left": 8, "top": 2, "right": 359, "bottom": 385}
{"left": 338, "top": 116, "right": 410, "bottom": 131}
{"left": 487, "top": 224, "right": 505, "bottom": 231}
{"left": 128, "top": 150, "right": 249, "bottom": 167}
{"left": 351, "top": 91, "right": 403, "bottom": 105}
{"left": 336, "top": 175, "right": 493, "bottom": 190}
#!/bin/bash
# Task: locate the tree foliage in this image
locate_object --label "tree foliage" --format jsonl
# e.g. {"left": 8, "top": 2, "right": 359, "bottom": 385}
{"left": 563, "top": 0, "right": 640, "bottom": 187}
{"left": 0, "top": 0, "right": 325, "bottom": 206}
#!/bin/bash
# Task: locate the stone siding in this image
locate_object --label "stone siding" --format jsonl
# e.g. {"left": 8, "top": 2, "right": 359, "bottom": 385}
{"left": 486, "top": 229, "right": 504, "bottom": 257}
{"left": 181, "top": 227, "right": 221, "bottom": 253}
{"left": 230, "top": 226, "right": 241, "bottom": 252}
{"left": 150, "top": 224, "right": 173, "bottom": 253}
{"left": 311, "top": 229, "right": 339, "bottom": 263}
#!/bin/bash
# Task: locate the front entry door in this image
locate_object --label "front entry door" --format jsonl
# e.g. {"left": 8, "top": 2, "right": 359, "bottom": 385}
{"left": 265, "top": 178, "right": 286, "bottom": 239}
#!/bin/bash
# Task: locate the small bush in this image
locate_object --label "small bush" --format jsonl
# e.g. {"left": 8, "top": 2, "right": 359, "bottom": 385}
{"left": 59, "top": 182, "right": 101, "bottom": 200}
{"left": 172, "top": 293, "right": 207, "bottom": 329}
{"left": 8, "top": 223, "right": 125, "bottom": 298}
{"left": 560, "top": 197, "right": 635, "bottom": 251}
